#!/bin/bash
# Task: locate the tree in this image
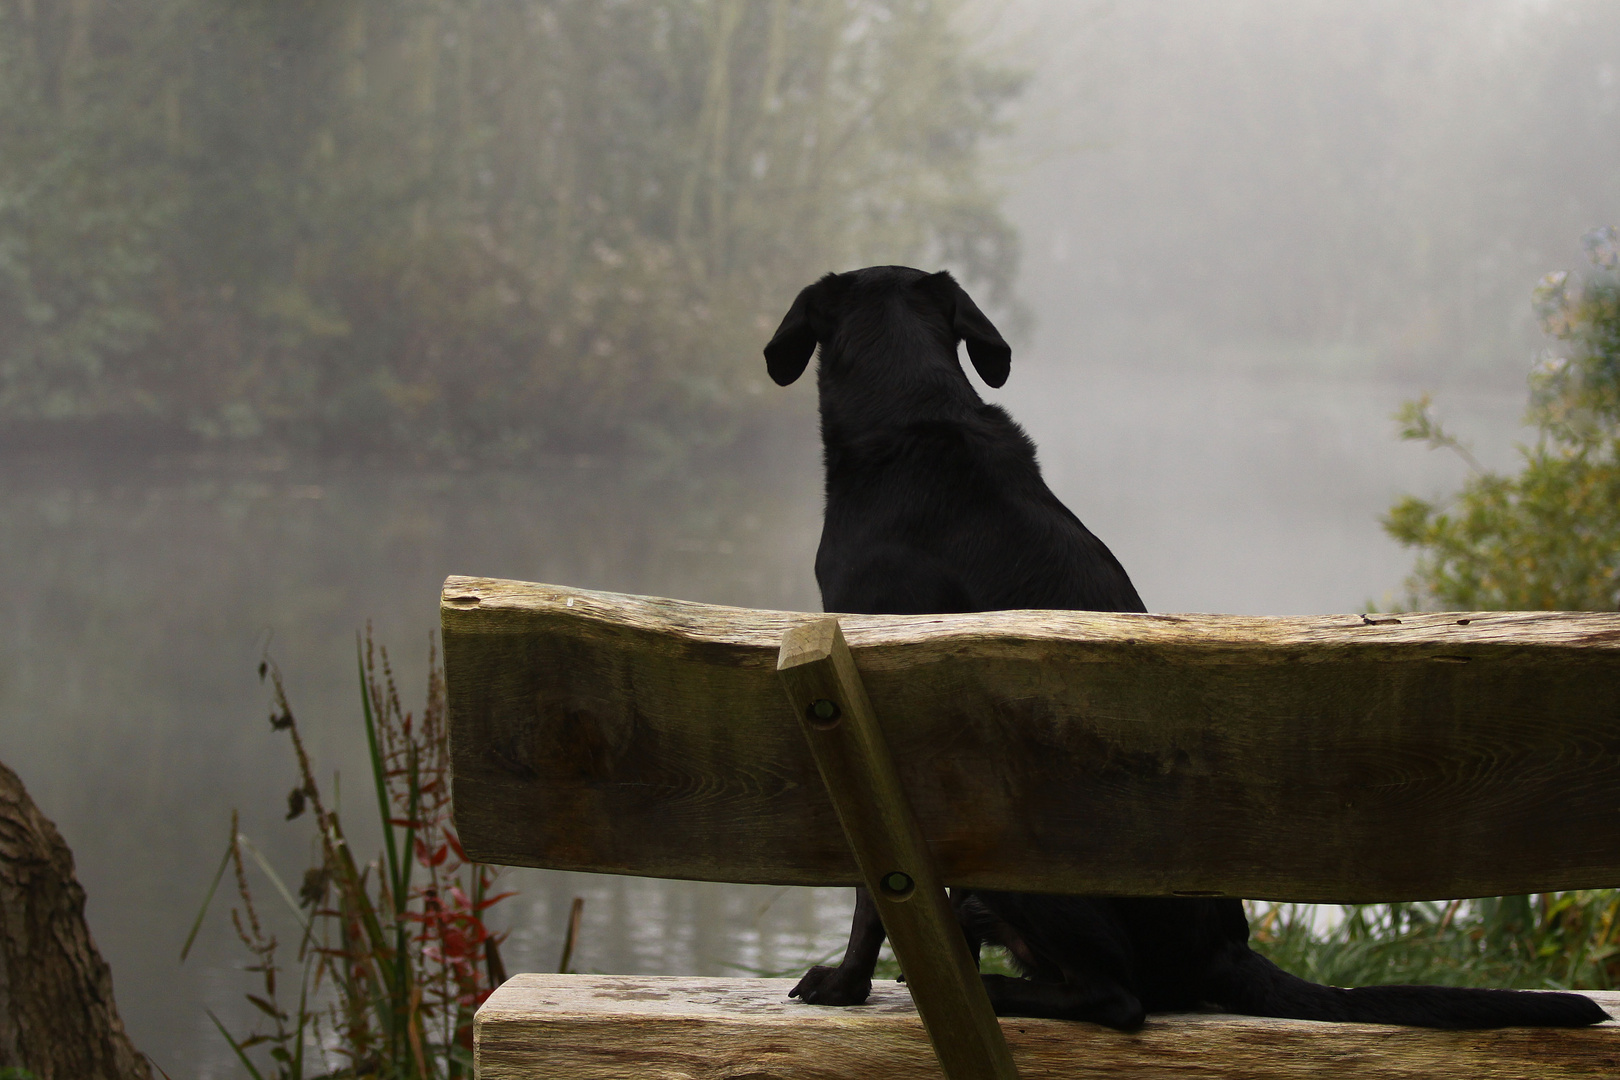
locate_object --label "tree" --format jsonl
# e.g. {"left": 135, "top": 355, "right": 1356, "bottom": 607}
{"left": 0, "top": 0, "right": 172, "bottom": 433}
{"left": 0, "top": 759, "right": 151, "bottom": 1080}
{"left": 1385, "top": 226, "right": 1620, "bottom": 611}
{"left": 0, "top": 0, "right": 1023, "bottom": 458}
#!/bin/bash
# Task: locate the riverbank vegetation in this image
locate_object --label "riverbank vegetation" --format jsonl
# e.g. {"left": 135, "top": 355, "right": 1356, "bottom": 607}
{"left": 1253, "top": 896, "right": 1619, "bottom": 993}
{"left": 1266, "top": 227, "right": 1620, "bottom": 997}
{"left": 1387, "top": 226, "right": 1620, "bottom": 613}
{"left": 188, "top": 635, "right": 508, "bottom": 1079}
{"left": 0, "top": 0, "right": 1019, "bottom": 461}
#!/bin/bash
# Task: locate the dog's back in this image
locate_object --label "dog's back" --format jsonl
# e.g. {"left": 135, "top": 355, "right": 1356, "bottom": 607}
{"left": 766, "top": 265, "right": 1142, "bottom": 617}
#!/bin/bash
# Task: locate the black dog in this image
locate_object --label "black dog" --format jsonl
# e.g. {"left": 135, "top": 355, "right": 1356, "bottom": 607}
{"left": 764, "top": 264, "right": 1609, "bottom": 1031}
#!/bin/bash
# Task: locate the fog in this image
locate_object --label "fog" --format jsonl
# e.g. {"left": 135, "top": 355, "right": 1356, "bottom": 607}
{"left": 980, "top": 0, "right": 1619, "bottom": 613}
{"left": 1, "top": 1, "right": 1616, "bottom": 1072}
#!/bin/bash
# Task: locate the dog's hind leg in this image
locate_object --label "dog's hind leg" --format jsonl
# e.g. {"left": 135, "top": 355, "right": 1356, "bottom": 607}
{"left": 980, "top": 970, "right": 1146, "bottom": 1032}
{"left": 951, "top": 887, "right": 984, "bottom": 970}
{"left": 791, "top": 886, "right": 886, "bottom": 1005}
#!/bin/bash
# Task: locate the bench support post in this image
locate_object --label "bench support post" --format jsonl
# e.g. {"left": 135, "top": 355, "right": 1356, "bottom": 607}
{"left": 778, "top": 618, "right": 1019, "bottom": 1080}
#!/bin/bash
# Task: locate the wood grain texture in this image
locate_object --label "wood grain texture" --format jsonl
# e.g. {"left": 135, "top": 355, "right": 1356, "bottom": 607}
{"left": 777, "top": 618, "right": 1017, "bottom": 1080}
{"left": 475, "top": 974, "right": 1620, "bottom": 1080}
{"left": 443, "top": 576, "right": 1620, "bottom": 901}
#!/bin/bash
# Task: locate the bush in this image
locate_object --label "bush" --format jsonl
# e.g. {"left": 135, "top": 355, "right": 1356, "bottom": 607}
{"left": 1385, "top": 226, "right": 1620, "bottom": 610}
{"left": 1293, "top": 227, "right": 1620, "bottom": 992}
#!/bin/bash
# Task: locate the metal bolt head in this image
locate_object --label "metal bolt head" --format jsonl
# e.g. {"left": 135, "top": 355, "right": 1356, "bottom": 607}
{"left": 880, "top": 871, "right": 914, "bottom": 899}
{"left": 807, "top": 698, "right": 841, "bottom": 727}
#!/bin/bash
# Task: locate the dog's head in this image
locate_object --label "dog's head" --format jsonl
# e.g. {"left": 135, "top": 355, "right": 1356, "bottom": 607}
{"left": 763, "top": 266, "right": 1011, "bottom": 389}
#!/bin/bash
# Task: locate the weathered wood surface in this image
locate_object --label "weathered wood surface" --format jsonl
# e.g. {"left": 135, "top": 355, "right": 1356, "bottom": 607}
{"left": 475, "top": 974, "right": 1620, "bottom": 1080}
{"left": 777, "top": 619, "right": 1017, "bottom": 1080}
{"left": 443, "top": 575, "right": 1620, "bottom": 901}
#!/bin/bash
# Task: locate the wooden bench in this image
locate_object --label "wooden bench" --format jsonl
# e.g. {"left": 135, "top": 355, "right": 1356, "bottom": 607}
{"left": 442, "top": 575, "right": 1620, "bottom": 1078}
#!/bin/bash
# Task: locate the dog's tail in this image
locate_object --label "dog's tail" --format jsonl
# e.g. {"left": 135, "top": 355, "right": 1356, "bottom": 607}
{"left": 1206, "top": 946, "right": 1610, "bottom": 1029}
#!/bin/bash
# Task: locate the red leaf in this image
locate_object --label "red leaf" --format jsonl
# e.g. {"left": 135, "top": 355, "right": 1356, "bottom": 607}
{"left": 441, "top": 926, "right": 471, "bottom": 957}
{"left": 246, "top": 994, "right": 284, "bottom": 1020}
{"left": 415, "top": 837, "right": 450, "bottom": 867}
{"left": 474, "top": 889, "right": 518, "bottom": 911}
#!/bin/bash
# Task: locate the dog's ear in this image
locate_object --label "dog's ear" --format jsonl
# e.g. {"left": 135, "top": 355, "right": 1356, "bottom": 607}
{"left": 764, "top": 275, "right": 836, "bottom": 386}
{"left": 930, "top": 272, "right": 1011, "bottom": 388}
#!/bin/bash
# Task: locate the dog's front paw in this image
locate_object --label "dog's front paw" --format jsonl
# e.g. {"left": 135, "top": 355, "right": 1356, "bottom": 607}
{"left": 790, "top": 965, "right": 872, "bottom": 1006}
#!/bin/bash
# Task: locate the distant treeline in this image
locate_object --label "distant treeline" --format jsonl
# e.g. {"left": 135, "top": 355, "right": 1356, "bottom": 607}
{"left": 0, "top": 0, "right": 1020, "bottom": 458}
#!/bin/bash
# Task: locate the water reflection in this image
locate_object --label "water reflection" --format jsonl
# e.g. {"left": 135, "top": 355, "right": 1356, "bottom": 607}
{"left": 0, "top": 444, "right": 832, "bottom": 1075}
{"left": 502, "top": 875, "right": 856, "bottom": 981}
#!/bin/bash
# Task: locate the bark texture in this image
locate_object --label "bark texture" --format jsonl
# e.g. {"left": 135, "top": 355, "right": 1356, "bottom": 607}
{"left": 0, "top": 758, "right": 150, "bottom": 1080}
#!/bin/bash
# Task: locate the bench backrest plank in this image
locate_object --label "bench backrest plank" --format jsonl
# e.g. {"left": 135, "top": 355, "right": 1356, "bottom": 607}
{"left": 443, "top": 575, "right": 1620, "bottom": 903}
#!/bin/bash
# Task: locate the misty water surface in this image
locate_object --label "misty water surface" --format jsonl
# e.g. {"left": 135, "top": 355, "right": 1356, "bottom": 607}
{"left": 0, "top": 354, "right": 1522, "bottom": 1073}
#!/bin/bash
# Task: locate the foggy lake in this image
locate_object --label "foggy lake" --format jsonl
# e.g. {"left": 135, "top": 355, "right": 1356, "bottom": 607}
{"left": 1, "top": 0, "right": 1616, "bottom": 1074}
{"left": 0, "top": 357, "right": 1524, "bottom": 1072}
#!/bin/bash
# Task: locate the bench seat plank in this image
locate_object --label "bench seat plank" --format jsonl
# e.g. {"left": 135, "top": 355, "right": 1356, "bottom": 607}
{"left": 475, "top": 974, "right": 1620, "bottom": 1079}
{"left": 444, "top": 577, "right": 1620, "bottom": 902}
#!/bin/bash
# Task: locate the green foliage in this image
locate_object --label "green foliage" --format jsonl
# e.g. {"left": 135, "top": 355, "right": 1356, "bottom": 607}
{"left": 186, "top": 635, "right": 510, "bottom": 1078}
{"left": 1252, "top": 893, "right": 1620, "bottom": 992}
{"left": 0, "top": 0, "right": 1021, "bottom": 457}
{"left": 1385, "top": 227, "right": 1620, "bottom": 611}
{"left": 1360, "top": 228, "right": 1620, "bottom": 992}
{"left": 0, "top": 0, "right": 172, "bottom": 423}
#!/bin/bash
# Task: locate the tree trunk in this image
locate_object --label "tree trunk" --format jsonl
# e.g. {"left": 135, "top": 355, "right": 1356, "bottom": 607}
{"left": 0, "top": 759, "right": 150, "bottom": 1080}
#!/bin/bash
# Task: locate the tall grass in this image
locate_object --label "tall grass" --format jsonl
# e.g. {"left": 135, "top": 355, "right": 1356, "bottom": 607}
{"left": 185, "top": 632, "right": 509, "bottom": 1079}
{"left": 1250, "top": 894, "right": 1620, "bottom": 991}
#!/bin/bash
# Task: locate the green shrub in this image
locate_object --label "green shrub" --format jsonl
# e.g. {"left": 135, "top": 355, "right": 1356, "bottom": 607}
{"left": 1318, "top": 227, "right": 1620, "bottom": 992}
{"left": 1386, "top": 226, "right": 1620, "bottom": 610}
